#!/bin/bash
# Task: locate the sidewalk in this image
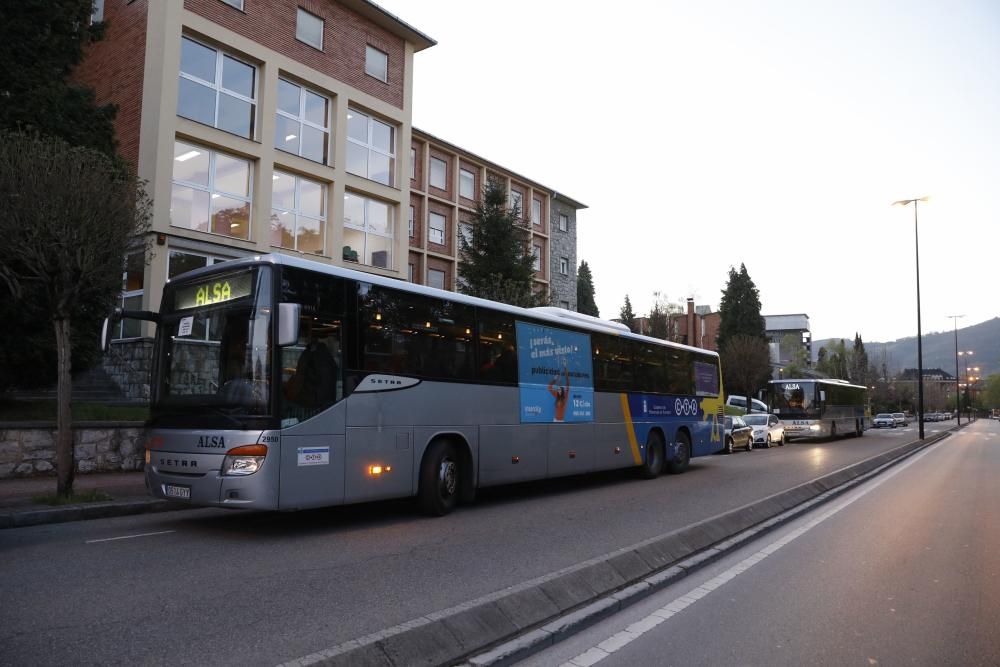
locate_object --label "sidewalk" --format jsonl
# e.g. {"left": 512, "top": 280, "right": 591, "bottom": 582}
{"left": 0, "top": 471, "right": 188, "bottom": 529}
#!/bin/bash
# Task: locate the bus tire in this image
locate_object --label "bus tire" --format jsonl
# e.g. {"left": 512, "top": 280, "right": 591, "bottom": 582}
{"left": 417, "top": 440, "right": 459, "bottom": 517}
{"left": 669, "top": 432, "right": 691, "bottom": 474}
{"left": 639, "top": 432, "right": 665, "bottom": 479}
{"left": 830, "top": 422, "right": 837, "bottom": 438}
{"left": 857, "top": 420, "right": 864, "bottom": 437}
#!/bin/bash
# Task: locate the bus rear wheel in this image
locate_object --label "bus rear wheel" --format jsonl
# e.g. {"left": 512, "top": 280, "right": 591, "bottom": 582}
{"left": 418, "top": 440, "right": 459, "bottom": 516}
{"left": 669, "top": 432, "right": 691, "bottom": 474}
{"left": 830, "top": 422, "right": 837, "bottom": 438}
{"left": 639, "top": 432, "right": 665, "bottom": 479}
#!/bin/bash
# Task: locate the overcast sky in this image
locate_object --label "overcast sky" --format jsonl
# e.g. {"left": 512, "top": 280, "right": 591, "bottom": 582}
{"left": 378, "top": 0, "right": 1000, "bottom": 344}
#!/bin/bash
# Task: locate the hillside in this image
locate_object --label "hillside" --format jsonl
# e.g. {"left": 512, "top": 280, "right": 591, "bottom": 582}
{"left": 815, "top": 317, "right": 1000, "bottom": 379}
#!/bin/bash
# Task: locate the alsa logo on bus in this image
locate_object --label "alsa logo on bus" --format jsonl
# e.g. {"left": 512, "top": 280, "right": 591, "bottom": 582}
{"left": 195, "top": 281, "right": 232, "bottom": 306}
{"left": 783, "top": 383, "right": 801, "bottom": 390}
{"left": 197, "top": 436, "right": 226, "bottom": 448}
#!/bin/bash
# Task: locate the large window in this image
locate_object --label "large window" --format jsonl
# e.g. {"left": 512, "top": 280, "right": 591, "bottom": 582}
{"left": 593, "top": 333, "right": 633, "bottom": 393}
{"left": 459, "top": 168, "right": 475, "bottom": 199}
{"left": 477, "top": 309, "right": 517, "bottom": 385}
{"left": 365, "top": 45, "right": 388, "bottom": 82}
{"left": 357, "top": 284, "right": 475, "bottom": 381}
{"left": 408, "top": 205, "right": 415, "bottom": 238}
{"left": 532, "top": 244, "right": 542, "bottom": 271}
{"left": 178, "top": 37, "right": 256, "bottom": 139}
{"left": 429, "top": 157, "right": 447, "bottom": 190}
{"left": 532, "top": 198, "right": 542, "bottom": 227}
{"left": 275, "top": 78, "right": 329, "bottom": 164}
{"left": 168, "top": 250, "right": 229, "bottom": 280}
{"left": 343, "top": 192, "right": 393, "bottom": 268}
{"left": 428, "top": 211, "right": 446, "bottom": 245}
{"left": 170, "top": 141, "right": 251, "bottom": 240}
{"left": 270, "top": 171, "right": 326, "bottom": 254}
{"left": 114, "top": 252, "right": 145, "bottom": 339}
{"left": 510, "top": 190, "right": 523, "bottom": 215}
{"left": 427, "top": 268, "right": 446, "bottom": 290}
{"left": 346, "top": 109, "right": 395, "bottom": 185}
{"left": 296, "top": 8, "right": 324, "bottom": 50}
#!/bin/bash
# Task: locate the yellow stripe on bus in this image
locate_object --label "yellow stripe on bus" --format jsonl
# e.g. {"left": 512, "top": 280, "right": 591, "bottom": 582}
{"left": 619, "top": 393, "right": 643, "bottom": 465}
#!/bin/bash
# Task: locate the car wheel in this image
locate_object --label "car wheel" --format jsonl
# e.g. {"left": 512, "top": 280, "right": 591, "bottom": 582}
{"left": 639, "top": 431, "right": 665, "bottom": 479}
{"left": 668, "top": 432, "right": 691, "bottom": 474}
{"left": 725, "top": 436, "right": 734, "bottom": 455}
{"left": 778, "top": 432, "right": 785, "bottom": 446}
{"left": 417, "top": 440, "right": 460, "bottom": 516}
{"left": 764, "top": 434, "right": 771, "bottom": 449}
{"left": 745, "top": 437, "right": 753, "bottom": 452}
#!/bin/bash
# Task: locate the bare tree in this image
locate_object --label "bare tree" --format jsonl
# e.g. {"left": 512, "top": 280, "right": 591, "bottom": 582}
{"left": 720, "top": 334, "right": 772, "bottom": 407}
{"left": 0, "top": 133, "right": 152, "bottom": 497}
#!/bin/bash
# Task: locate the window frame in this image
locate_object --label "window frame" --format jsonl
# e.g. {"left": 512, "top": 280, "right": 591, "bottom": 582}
{"left": 346, "top": 108, "right": 396, "bottom": 186}
{"left": 428, "top": 211, "right": 446, "bottom": 246}
{"left": 532, "top": 198, "right": 543, "bottom": 228}
{"left": 342, "top": 191, "right": 395, "bottom": 269}
{"left": 365, "top": 45, "right": 388, "bottom": 82}
{"left": 270, "top": 170, "right": 328, "bottom": 255}
{"left": 296, "top": 7, "right": 324, "bottom": 50}
{"left": 459, "top": 168, "right": 476, "bottom": 199}
{"left": 219, "top": 0, "right": 244, "bottom": 9}
{"left": 170, "top": 141, "right": 253, "bottom": 240}
{"left": 429, "top": 157, "right": 448, "bottom": 190}
{"left": 114, "top": 252, "right": 145, "bottom": 340}
{"left": 177, "top": 36, "right": 257, "bottom": 139}
{"left": 427, "top": 268, "right": 446, "bottom": 290}
{"left": 532, "top": 244, "right": 542, "bottom": 271}
{"left": 275, "top": 78, "right": 330, "bottom": 164}
{"left": 559, "top": 213, "right": 569, "bottom": 232}
{"left": 559, "top": 257, "right": 569, "bottom": 275}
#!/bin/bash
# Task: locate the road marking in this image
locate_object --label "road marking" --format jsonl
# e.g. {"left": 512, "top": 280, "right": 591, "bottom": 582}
{"left": 85, "top": 530, "right": 175, "bottom": 544}
{"left": 561, "top": 440, "right": 941, "bottom": 667}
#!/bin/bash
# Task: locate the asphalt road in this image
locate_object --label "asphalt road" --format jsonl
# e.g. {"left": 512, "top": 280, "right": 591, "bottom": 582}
{"left": 0, "top": 421, "right": 955, "bottom": 666}
{"left": 523, "top": 418, "right": 1000, "bottom": 667}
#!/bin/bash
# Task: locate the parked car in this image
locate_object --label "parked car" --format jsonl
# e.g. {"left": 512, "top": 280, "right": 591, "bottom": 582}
{"left": 742, "top": 413, "right": 785, "bottom": 448}
{"left": 723, "top": 416, "right": 754, "bottom": 454}
{"left": 873, "top": 413, "right": 896, "bottom": 428}
{"left": 892, "top": 412, "right": 908, "bottom": 426}
{"left": 726, "top": 395, "right": 768, "bottom": 413}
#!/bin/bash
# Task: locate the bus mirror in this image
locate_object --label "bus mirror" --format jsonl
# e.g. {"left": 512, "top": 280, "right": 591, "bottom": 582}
{"left": 820, "top": 390, "right": 826, "bottom": 401}
{"left": 100, "top": 317, "right": 112, "bottom": 352}
{"left": 278, "top": 303, "right": 301, "bottom": 346}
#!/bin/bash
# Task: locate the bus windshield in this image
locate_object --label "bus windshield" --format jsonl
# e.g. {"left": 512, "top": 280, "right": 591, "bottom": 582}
{"left": 771, "top": 381, "right": 816, "bottom": 417}
{"left": 151, "top": 266, "right": 273, "bottom": 425}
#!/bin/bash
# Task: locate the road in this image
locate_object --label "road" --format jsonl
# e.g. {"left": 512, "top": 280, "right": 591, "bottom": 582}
{"left": 523, "top": 418, "right": 1000, "bottom": 667}
{"left": 0, "top": 421, "right": 955, "bottom": 666}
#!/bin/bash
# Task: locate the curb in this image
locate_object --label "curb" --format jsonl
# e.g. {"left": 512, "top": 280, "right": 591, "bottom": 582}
{"left": 280, "top": 428, "right": 957, "bottom": 667}
{"left": 0, "top": 497, "right": 192, "bottom": 529}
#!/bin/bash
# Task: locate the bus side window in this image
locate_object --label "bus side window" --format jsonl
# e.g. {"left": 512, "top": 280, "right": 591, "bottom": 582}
{"left": 476, "top": 309, "right": 517, "bottom": 385}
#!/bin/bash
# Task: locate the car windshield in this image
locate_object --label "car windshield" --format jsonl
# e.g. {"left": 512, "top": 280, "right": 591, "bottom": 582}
{"left": 743, "top": 415, "right": 768, "bottom": 425}
{"left": 876, "top": 414, "right": 893, "bottom": 419}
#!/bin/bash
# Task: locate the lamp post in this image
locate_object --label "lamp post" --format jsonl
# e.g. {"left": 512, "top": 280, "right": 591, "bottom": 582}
{"left": 948, "top": 315, "right": 964, "bottom": 425}
{"left": 893, "top": 197, "right": 928, "bottom": 439}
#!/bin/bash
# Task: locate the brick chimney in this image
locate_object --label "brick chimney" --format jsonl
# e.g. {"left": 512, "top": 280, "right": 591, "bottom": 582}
{"left": 687, "top": 298, "right": 696, "bottom": 347}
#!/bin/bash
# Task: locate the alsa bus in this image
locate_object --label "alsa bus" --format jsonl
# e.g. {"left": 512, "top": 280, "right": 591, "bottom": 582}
{"left": 117, "top": 254, "right": 724, "bottom": 515}
{"left": 768, "top": 379, "right": 868, "bottom": 440}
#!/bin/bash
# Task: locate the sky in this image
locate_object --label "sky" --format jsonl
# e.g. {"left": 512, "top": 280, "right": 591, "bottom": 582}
{"left": 377, "top": 0, "right": 1000, "bottom": 344}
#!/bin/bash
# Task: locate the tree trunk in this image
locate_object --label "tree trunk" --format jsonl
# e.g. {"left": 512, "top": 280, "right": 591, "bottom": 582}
{"left": 54, "top": 317, "right": 74, "bottom": 497}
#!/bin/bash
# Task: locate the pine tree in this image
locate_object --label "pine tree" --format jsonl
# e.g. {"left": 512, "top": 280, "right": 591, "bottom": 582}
{"left": 457, "top": 177, "right": 546, "bottom": 307}
{"left": 850, "top": 333, "right": 869, "bottom": 385}
{"left": 619, "top": 295, "right": 637, "bottom": 333}
{"left": 576, "top": 260, "right": 599, "bottom": 317}
{"left": 717, "top": 263, "right": 766, "bottom": 349}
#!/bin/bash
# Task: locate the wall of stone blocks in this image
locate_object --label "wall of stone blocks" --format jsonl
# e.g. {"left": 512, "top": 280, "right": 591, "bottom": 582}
{"left": 549, "top": 200, "right": 578, "bottom": 310}
{"left": 0, "top": 426, "right": 147, "bottom": 479}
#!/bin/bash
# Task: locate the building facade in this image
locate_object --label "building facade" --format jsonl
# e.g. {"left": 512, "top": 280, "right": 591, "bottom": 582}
{"left": 76, "top": 0, "right": 583, "bottom": 396}
{"left": 764, "top": 313, "right": 812, "bottom": 370}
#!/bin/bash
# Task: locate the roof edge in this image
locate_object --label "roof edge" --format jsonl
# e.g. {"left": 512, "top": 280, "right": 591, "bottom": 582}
{"left": 344, "top": 0, "right": 437, "bottom": 52}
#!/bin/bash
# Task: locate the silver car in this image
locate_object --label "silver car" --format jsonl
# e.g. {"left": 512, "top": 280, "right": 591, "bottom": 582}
{"left": 742, "top": 413, "right": 785, "bottom": 448}
{"left": 873, "top": 413, "right": 896, "bottom": 428}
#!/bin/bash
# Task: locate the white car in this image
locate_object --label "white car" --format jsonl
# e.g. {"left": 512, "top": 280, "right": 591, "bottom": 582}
{"left": 891, "top": 412, "right": 908, "bottom": 427}
{"left": 742, "top": 413, "right": 785, "bottom": 448}
{"left": 873, "top": 413, "right": 896, "bottom": 428}
{"left": 726, "top": 395, "right": 768, "bottom": 413}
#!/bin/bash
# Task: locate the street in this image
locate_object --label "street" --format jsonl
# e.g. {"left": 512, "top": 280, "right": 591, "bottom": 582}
{"left": 0, "top": 422, "right": 956, "bottom": 666}
{"left": 523, "top": 418, "right": 1000, "bottom": 666}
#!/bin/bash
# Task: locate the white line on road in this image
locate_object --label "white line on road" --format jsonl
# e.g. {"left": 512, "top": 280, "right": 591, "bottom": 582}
{"left": 561, "top": 440, "right": 943, "bottom": 667}
{"left": 85, "top": 530, "right": 175, "bottom": 544}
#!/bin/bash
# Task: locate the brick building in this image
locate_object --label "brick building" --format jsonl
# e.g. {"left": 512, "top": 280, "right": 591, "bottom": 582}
{"left": 78, "top": 1, "right": 584, "bottom": 395}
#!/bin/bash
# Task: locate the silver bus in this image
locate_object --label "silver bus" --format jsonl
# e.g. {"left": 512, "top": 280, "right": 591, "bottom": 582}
{"left": 125, "top": 254, "right": 725, "bottom": 515}
{"left": 768, "top": 378, "right": 868, "bottom": 440}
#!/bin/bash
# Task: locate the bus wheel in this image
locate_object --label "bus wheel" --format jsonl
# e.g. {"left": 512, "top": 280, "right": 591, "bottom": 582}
{"left": 830, "top": 422, "right": 837, "bottom": 438}
{"left": 669, "top": 432, "right": 691, "bottom": 474}
{"left": 856, "top": 420, "right": 864, "bottom": 437}
{"left": 418, "top": 440, "right": 459, "bottom": 516}
{"left": 639, "top": 432, "right": 665, "bottom": 479}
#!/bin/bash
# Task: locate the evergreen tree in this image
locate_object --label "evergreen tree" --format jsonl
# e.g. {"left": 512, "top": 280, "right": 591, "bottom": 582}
{"left": 850, "top": 333, "right": 869, "bottom": 385}
{"left": 576, "top": 260, "right": 599, "bottom": 317}
{"left": 0, "top": 1, "right": 118, "bottom": 157}
{"left": 619, "top": 295, "right": 637, "bottom": 333}
{"left": 717, "top": 263, "right": 766, "bottom": 349}
{"left": 457, "top": 177, "right": 545, "bottom": 307}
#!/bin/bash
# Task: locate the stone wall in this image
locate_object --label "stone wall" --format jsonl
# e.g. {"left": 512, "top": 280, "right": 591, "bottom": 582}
{"left": 0, "top": 425, "right": 146, "bottom": 479}
{"left": 103, "top": 338, "right": 154, "bottom": 400}
{"left": 549, "top": 199, "right": 578, "bottom": 310}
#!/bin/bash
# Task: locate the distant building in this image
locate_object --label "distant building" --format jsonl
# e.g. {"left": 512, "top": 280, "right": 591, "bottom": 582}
{"left": 765, "top": 314, "right": 811, "bottom": 365}
{"left": 618, "top": 299, "right": 720, "bottom": 351}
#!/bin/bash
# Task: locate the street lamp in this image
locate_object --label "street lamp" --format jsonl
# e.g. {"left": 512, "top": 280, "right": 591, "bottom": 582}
{"left": 893, "top": 196, "right": 929, "bottom": 439}
{"left": 948, "top": 315, "right": 964, "bottom": 425}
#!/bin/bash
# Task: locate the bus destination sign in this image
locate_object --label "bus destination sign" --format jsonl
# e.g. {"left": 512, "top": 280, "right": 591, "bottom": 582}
{"left": 175, "top": 272, "right": 253, "bottom": 310}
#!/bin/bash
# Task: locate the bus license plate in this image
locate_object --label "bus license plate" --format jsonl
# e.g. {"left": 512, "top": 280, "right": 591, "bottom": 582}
{"left": 165, "top": 484, "right": 191, "bottom": 500}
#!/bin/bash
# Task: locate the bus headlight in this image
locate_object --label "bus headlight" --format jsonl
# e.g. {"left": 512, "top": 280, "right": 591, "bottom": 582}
{"left": 222, "top": 444, "right": 268, "bottom": 476}
{"left": 809, "top": 424, "right": 821, "bottom": 431}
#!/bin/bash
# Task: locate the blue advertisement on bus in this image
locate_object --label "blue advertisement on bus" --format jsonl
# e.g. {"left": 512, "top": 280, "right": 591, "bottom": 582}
{"left": 627, "top": 394, "right": 703, "bottom": 421}
{"left": 515, "top": 321, "right": 594, "bottom": 423}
